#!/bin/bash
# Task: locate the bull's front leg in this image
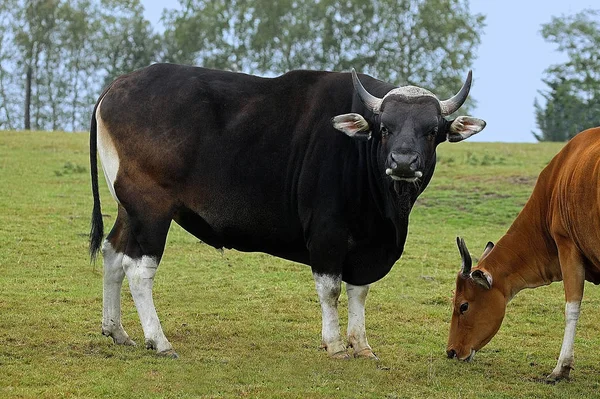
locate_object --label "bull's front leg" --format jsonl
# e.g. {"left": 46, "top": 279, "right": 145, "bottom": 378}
{"left": 346, "top": 283, "right": 378, "bottom": 359}
{"left": 313, "top": 272, "right": 350, "bottom": 359}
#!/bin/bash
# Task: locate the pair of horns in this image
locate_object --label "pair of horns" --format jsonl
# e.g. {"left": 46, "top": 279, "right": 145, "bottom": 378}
{"left": 456, "top": 237, "right": 494, "bottom": 277}
{"left": 352, "top": 69, "right": 472, "bottom": 116}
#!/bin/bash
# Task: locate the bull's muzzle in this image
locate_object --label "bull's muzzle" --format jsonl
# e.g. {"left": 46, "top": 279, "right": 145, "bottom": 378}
{"left": 386, "top": 152, "right": 422, "bottom": 181}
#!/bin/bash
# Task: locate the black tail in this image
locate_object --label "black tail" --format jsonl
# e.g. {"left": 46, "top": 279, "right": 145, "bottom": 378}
{"left": 89, "top": 82, "right": 116, "bottom": 262}
{"left": 89, "top": 97, "right": 104, "bottom": 262}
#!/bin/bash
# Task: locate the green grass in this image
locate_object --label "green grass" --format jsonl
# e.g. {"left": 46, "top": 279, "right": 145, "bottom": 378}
{"left": 1, "top": 131, "right": 599, "bottom": 398}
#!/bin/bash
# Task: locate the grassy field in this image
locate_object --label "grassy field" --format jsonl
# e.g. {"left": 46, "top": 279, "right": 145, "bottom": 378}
{"left": 1, "top": 130, "right": 599, "bottom": 398}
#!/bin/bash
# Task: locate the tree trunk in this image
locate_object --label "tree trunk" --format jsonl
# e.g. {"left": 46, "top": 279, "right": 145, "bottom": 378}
{"left": 24, "top": 65, "right": 31, "bottom": 130}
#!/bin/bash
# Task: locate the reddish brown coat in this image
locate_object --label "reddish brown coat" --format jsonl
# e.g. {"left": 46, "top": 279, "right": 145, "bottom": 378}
{"left": 447, "top": 127, "right": 600, "bottom": 381}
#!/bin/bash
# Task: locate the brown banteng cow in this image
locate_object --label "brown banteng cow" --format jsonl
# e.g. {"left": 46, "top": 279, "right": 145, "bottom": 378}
{"left": 446, "top": 127, "right": 600, "bottom": 382}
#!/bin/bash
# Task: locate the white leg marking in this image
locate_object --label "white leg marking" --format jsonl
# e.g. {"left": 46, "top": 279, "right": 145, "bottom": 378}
{"left": 346, "top": 283, "right": 375, "bottom": 357}
{"left": 551, "top": 301, "right": 580, "bottom": 377}
{"left": 101, "top": 241, "right": 135, "bottom": 345}
{"left": 313, "top": 273, "right": 347, "bottom": 357}
{"left": 96, "top": 99, "right": 120, "bottom": 203}
{"left": 123, "top": 255, "right": 175, "bottom": 355}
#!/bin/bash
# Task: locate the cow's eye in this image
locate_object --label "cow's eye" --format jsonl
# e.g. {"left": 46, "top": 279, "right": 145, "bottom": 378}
{"left": 380, "top": 125, "right": 389, "bottom": 137}
{"left": 459, "top": 302, "right": 469, "bottom": 314}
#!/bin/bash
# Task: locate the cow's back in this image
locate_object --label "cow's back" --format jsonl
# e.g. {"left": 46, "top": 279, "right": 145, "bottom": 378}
{"left": 546, "top": 127, "right": 600, "bottom": 283}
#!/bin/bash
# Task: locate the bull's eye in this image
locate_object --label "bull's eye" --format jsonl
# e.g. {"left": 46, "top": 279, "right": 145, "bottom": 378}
{"left": 380, "top": 125, "right": 389, "bottom": 137}
{"left": 459, "top": 302, "right": 469, "bottom": 314}
{"left": 429, "top": 126, "right": 438, "bottom": 139}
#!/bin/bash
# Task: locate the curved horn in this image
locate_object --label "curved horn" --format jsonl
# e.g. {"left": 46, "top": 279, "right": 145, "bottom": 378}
{"left": 351, "top": 68, "right": 383, "bottom": 114}
{"left": 439, "top": 70, "right": 472, "bottom": 116}
{"left": 456, "top": 237, "right": 472, "bottom": 277}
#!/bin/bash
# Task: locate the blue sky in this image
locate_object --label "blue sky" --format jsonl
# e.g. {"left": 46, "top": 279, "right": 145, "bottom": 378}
{"left": 142, "top": 0, "right": 597, "bottom": 142}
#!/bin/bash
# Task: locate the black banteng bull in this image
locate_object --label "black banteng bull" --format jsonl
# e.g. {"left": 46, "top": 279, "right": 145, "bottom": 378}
{"left": 89, "top": 64, "right": 485, "bottom": 359}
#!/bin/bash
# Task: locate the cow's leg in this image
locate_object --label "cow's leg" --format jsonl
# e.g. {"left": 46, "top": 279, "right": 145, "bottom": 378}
{"left": 346, "top": 283, "right": 377, "bottom": 359}
{"left": 121, "top": 213, "right": 176, "bottom": 358}
{"left": 108, "top": 176, "right": 178, "bottom": 358}
{"left": 546, "top": 238, "right": 585, "bottom": 383}
{"left": 313, "top": 272, "right": 349, "bottom": 359}
{"left": 101, "top": 214, "right": 135, "bottom": 346}
{"left": 123, "top": 253, "right": 176, "bottom": 357}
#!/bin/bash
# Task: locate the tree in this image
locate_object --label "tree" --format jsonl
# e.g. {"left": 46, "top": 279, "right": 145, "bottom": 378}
{"left": 95, "top": 0, "right": 162, "bottom": 88}
{"left": 534, "top": 10, "right": 600, "bottom": 141}
{"left": 0, "top": 0, "right": 19, "bottom": 130}
{"left": 2, "top": 0, "right": 160, "bottom": 131}
{"left": 162, "top": 0, "right": 485, "bottom": 111}
{"left": 13, "top": 0, "right": 62, "bottom": 130}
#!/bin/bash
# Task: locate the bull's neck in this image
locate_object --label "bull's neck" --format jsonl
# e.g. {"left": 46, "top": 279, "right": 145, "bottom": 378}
{"left": 480, "top": 192, "right": 561, "bottom": 302}
{"left": 358, "top": 139, "right": 413, "bottom": 249}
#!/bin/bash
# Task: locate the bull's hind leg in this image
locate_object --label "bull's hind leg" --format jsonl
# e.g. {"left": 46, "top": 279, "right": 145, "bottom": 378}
{"left": 121, "top": 208, "right": 176, "bottom": 358}
{"left": 102, "top": 208, "right": 135, "bottom": 346}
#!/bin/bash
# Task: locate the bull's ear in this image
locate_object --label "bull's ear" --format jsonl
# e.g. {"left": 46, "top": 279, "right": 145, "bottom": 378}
{"left": 447, "top": 116, "right": 486, "bottom": 143}
{"left": 471, "top": 269, "right": 492, "bottom": 290}
{"left": 332, "top": 113, "right": 371, "bottom": 140}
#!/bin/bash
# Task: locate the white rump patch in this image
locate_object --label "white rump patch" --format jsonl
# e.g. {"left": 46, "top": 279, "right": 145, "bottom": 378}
{"left": 96, "top": 99, "right": 120, "bottom": 203}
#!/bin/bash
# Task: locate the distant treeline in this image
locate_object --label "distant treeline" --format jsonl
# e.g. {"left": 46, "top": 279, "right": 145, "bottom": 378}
{"left": 2, "top": 1, "right": 598, "bottom": 141}
{"left": 0, "top": 0, "right": 485, "bottom": 132}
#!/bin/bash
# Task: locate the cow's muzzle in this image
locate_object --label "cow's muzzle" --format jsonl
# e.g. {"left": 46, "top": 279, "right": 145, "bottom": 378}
{"left": 386, "top": 152, "right": 422, "bottom": 181}
{"left": 446, "top": 348, "right": 476, "bottom": 362}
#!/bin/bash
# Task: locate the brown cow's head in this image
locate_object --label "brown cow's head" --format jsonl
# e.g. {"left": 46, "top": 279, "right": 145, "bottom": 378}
{"left": 446, "top": 237, "right": 506, "bottom": 361}
{"left": 332, "top": 70, "right": 486, "bottom": 183}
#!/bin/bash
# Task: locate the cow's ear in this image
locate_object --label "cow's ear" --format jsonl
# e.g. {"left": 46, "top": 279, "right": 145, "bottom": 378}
{"left": 471, "top": 269, "right": 492, "bottom": 290}
{"left": 332, "top": 113, "right": 371, "bottom": 140}
{"left": 447, "top": 116, "right": 486, "bottom": 143}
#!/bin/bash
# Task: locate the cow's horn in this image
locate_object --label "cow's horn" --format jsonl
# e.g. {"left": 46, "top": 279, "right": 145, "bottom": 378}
{"left": 456, "top": 236, "right": 472, "bottom": 276}
{"left": 439, "top": 70, "right": 472, "bottom": 116}
{"left": 352, "top": 69, "right": 382, "bottom": 114}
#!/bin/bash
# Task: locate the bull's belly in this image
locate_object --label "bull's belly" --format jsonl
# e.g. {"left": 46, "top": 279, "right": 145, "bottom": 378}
{"left": 172, "top": 206, "right": 310, "bottom": 264}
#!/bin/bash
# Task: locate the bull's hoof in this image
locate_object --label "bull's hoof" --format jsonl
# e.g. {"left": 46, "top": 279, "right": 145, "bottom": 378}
{"left": 330, "top": 350, "right": 351, "bottom": 360}
{"left": 545, "top": 365, "right": 572, "bottom": 384}
{"left": 102, "top": 328, "right": 136, "bottom": 346}
{"left": 117, "top": 337, "right": 137, "bottom": 346}
{"left": 545, "top": 372, "right": 570, "bottom": 384}
{"left": 321, "top": 341, "right": 350, "bottom": 359}
{"left": 353, "top": 347, "right": 379, "bottom": 361}
{"left": 157, "top": 349, "right": 179, "bottom": 359}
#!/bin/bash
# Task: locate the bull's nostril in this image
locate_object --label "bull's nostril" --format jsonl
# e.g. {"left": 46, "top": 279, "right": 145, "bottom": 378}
{"left": 446, "top": 349, "right": 457, "bottom": 359}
